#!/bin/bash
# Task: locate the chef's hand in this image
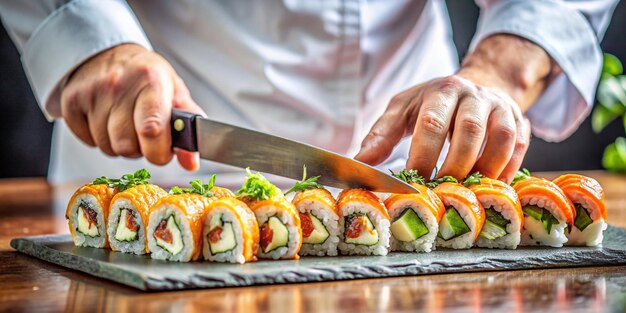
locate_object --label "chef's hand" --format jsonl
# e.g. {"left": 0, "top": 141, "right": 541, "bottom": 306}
{"left": 356, "top": 34, "right": 559, "bottom": 183}
{"left": 60, "top": 43, "right": 204, "bottom": 171}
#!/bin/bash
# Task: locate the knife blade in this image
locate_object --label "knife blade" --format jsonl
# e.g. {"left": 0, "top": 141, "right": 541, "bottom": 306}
{"left": 170, "top": 109, "right": 417, "bottom": 193}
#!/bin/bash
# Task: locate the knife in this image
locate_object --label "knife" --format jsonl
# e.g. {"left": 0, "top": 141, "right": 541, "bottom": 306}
{"left": 170, "top": 109, "right": 417, "bottom": 193}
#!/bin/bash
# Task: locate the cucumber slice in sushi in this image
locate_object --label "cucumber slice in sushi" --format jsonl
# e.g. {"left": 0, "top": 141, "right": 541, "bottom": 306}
{"left": 479, "top": 207, "right": 509, "bottom": 240}
{"left": 77, "top": 205, "right": 99, "bottom": 237}
{"left": 574, "top": 203, "right": 593, "bottom": 231}
{"left": 114, "top": 209, "right": 138, "bottom": 242}
{"left": 344, "top": 213, "right": 379, "bottom": 246}
{"left": 261, "top": 216, "right": 289, "bottom": 253}
{"left": 302, "top": 213, "right": 330, "bottom": 244}
{"left": 438, "top": 206, "right": 471, "bottom": 241}
{"left": 208, "top": 214, "right": 237, "bottom": 254}
{"left": 479, "top": 220, "right": 508, "bottom": 240}
{"left": 523, "top": 205, "right": 560, "bottom": 234}
{"left": 391, "top": 208, "right": 429, "bottom": 242}
{"left": 154, "top": 215, "right": 184, "bottom": 255}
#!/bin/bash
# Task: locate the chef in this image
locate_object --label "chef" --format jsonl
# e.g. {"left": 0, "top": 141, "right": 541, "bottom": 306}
{"left": 0, "top": 0, "right": 618, "bottom": 184}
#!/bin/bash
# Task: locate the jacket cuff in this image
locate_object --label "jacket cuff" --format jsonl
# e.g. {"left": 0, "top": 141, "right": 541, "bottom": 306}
{"left": 470, "top": 0, "right": 602, "bottom": 142}
{"left": 21, "top": 0, "right": 152, "bottom": 120}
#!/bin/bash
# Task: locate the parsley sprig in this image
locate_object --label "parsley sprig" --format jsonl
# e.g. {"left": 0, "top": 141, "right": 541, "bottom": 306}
{"left": 389, "top": 168, "right": 457, "bottom": 189}
{"left": 92, "top": 169, "right": 151, "bottom": 192}
{"left": 390, "top": 169, "right": 426, "bottom": 186}
{"left": 236, "top": 168, "right": 280, "bottom": 201}
{"left": 462, "top": 172, "right": 484, "bottom": 187}
{"left": 285, "top": 165, "right": 323, "bottom": 195}
{"left": 170, "top": 175, "right": 217, "bottom": 197}
{"left": 511, "top": 168, "right": 532, "bottom": 186}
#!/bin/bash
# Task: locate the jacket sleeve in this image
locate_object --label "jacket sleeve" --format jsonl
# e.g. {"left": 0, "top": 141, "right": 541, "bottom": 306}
{"left": 471, "top": 0, "right": 619, "bottom": 142}
{"left": 0, "top": 0, "right": 152, "bottom": 120}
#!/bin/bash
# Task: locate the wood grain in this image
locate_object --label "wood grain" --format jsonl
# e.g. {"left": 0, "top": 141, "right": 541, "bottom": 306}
{"left": 1, "top": 171, "right": 626, "bottom": 312}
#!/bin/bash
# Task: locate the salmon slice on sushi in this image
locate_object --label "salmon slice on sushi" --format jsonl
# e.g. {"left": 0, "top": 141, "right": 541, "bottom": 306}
{"left": 203, "top": 197, "right": 260, "bottom": 263}
{"left": 237, "top": 169, "right": 302, "bottom": 260}
{"left": 287, "top": 167, "right": 340, "bottom": 256}
{"left": 464, "top": 173, "right": 523, "bottom": 249}
{"left": 337, "top": 189, "right": 391, "bottom": 256}
{"left": 512, "top": 174, "right": 575, "bottom": 247}
{"left": 386, "top": 170, "right": 445, "bottom": 253}
{"left": 107, "top": 182, "right": 168, "bottom": 254}
{"left": 553, "top": 174, "right": 607, "bottom": 246}
{"left": 66, "top": 181, "right": 117, "bottom": 248}
{"left": 147, "top": 178, "right": 219, "bottom": 262}
{"left": 432, "top": 177, "right": 485, "bottom": 249}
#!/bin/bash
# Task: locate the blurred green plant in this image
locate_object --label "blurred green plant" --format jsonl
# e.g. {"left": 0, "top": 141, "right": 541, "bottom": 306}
{"left": 591, "top": 53, "right": 626, "bottom": 173}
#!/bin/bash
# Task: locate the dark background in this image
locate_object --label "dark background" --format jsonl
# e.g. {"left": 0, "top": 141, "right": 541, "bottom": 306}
{"left": 0, "top": 2, "right": 625, "bottom": 178}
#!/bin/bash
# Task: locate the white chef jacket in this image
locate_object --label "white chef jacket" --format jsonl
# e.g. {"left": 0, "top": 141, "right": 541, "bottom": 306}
{"left": 0, "top": 0, "right": 618, "bottom": 185}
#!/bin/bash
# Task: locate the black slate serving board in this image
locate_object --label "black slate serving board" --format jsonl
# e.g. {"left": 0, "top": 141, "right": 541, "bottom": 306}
{"left": 11, "top": 226, "right": 626, "bottom": 291}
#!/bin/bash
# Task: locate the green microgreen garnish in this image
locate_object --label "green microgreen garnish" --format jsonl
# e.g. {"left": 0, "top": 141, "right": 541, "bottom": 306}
{"left": 285, "top": 165, "right": 323, "bottom": 195}
{"left": 236, "top": 168, "right": 280, "bottom": 201}
{"left": 462, "top": 172, "right": 484, "bottom": 187}
{"left": 390, "top": 169, "right": 426, "bottom": 186}
{"left": 389, "top": 168, "right": 457, "bottom": 189}
{"left": 92, "top": 169, "right": 151, "bottom": 192}
{"left": 425, "top": 176, "right": 458, "bottom": 189}
{"left": 511, "top": 168, "right": 532, "bottom": 186}
{"left": 170, "top": 174, "right": 216, "bottom": 197}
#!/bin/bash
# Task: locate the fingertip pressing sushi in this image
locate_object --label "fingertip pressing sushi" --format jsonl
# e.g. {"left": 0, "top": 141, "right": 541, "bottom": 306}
{"left": 337, "top": 189, "right": 391, "bottom": 256}
{"left": 386, "top": 169, "right": 445, "bottom": 253}
{"left": 432, "top": 177, "right": 485, "bottom": 249}
{"left": 66, "top": 182, "right": 117, "bottom": 248}
{"left": 107, "top": 183, "right": 168, "bottom": 254}
{"left": 147, "top": 177, "right": 220, "bottom": 262}
{"left": 553, "top": 174, "right": 607, "bottom": 246}
{"left": 237, "top": 169, "right": 302, "bottom": 260}
{"left": 513, "top": 175, "right": 575, "bottom": 247}
{"left": 465, "top": 173, "right": 523, "bottom": 249}
{"left": 203, "top": 197, "right": 260, "bottom": 263}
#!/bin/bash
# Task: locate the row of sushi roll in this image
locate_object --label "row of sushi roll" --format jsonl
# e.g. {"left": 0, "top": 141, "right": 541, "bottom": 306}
{"left": 66, "top": 167, "right": 607, "bottom": 263}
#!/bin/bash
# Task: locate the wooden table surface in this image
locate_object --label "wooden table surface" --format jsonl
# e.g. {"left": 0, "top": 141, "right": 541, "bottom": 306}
{"left": 1, "top": 171, "right": 626, "bottom": 312}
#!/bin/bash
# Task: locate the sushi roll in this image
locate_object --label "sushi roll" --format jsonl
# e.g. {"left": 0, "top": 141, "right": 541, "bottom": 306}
{"left": 337, "top": 189, "right": 391, "bottom": 256}
{"left": 237, "top": 169, "right": 302, "bottom": 260}
{"left": 66, "top": 183, "right": 116, "bottom": 248}
{"left": 553, "top": 174, "right": 607, "bottom": 246}
{"left": 292, "top": 188, "right": 341, "bottom": 256}
{"left": 466, "top": 174, "right": 523, "bottom": 249}
{"left": 433, "top": 180, "right": 485, "bottom": 249}
{"left": 147, "top": 178, "right": 220, "bottom": 262}
{"left": 513, "top": 176, "right": 575, "bottom": 247}
{"left": 107, "top": 184, "right": 168, "bottom": 254}
{"left": 386, "top": 169, "right": 445, "bottom": 253}
{"left": 285, "top": 167, "right": 340, "bottom": 256}
{"left": 203, "top": 197, "right": 260, "bottom": 263}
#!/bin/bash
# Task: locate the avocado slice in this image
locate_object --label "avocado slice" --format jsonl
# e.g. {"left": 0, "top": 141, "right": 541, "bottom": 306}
{"left": 114, "top": 209, "right": 138, "bottom": 242}
{"left": 479, "top": 219, "right": 508, "bottom": 240}
{"left": 523, "top": 205, "right": 560, "bottom": 234}
{"left": 77, "top": 206, "right": 99, "bottom": 237}
{"left": 438, "top": 206, "right": 471, "bottom": 241}
{"left": 391, "top": 208, "right": 429, "bottom": 242}
{"left": 303, "top": 213, "right": 330, "bottom": 244}
{"left": 574, "top": 203, "right": 593, "bottom": 231}
{"left": 344, "top": 214, "right": 379, "bottom": 246}
{"left": 155, "top": 215, "right": 184, "bottom": 255}
{"left": 263, "top": 216, "right": 289, "bottom": 253}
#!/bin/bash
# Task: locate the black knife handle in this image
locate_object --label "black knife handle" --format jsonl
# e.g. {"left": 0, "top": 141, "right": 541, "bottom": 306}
{"left": 171, "top": 109, "right": 200, "bottom": 152}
